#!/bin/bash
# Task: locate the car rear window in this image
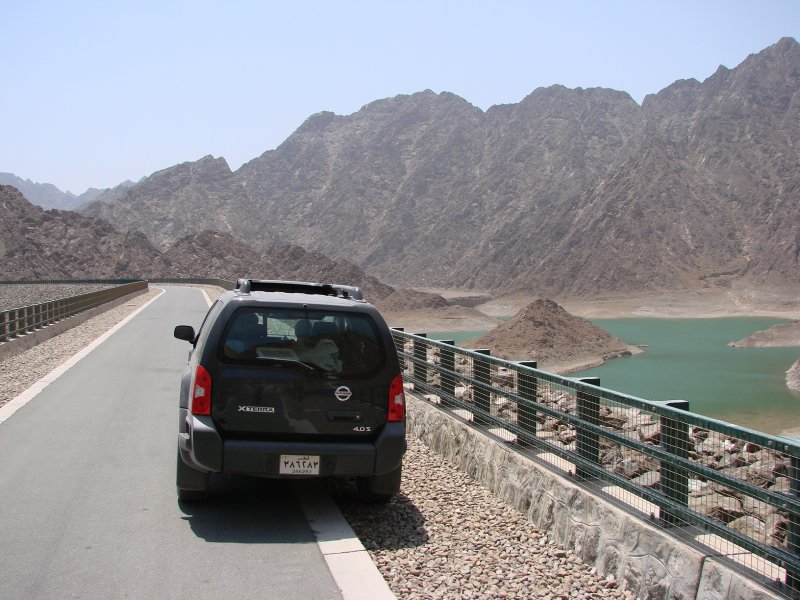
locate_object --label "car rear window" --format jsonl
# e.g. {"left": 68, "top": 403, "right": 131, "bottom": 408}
{"left": 219, "top": 307, "right": 386, "bottom": 376}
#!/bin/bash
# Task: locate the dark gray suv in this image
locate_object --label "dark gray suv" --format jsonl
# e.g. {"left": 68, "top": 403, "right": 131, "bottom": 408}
{"left": 173, "top": 279, "right": 406, "bottom": 502}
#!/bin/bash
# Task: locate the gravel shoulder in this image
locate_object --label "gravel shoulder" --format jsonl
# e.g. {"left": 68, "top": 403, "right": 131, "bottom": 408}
{"left": 328, "top": 436, "right": 630, "bottom": 599}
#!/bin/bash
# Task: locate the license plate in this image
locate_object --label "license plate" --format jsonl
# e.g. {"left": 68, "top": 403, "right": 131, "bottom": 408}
{"left": 279, "top": 454, "right": 320, "bottom": 475}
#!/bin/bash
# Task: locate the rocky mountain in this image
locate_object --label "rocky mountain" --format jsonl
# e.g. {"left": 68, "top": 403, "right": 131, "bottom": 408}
{"left": 0, "top": 173, "right": 80, "bottom": 211}
{"left": 81, "top": 37, "right": 800, "bottom": 297}
{"left": 0, "top": 185, "right": 166, "bottom": 279}
{"left": 0, "top": 185, "right": 448, "bottom": 312}
{"left": 462, "top": 299, "right": 634, "bottom": 369}
{"left": 0, "top": 172, "right": 135, "bottom": 211}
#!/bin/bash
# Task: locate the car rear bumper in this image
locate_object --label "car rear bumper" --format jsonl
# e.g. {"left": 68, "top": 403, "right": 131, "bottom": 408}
{"left": 178, "top": 410, "right": 405, "bottom": 477}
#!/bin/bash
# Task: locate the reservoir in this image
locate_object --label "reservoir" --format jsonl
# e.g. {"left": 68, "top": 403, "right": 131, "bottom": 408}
{"left": 430, "top": 318, "right": 800, "bottom": 437}
{"left": 572, "top": 318, "right": 800, "bottom": 437}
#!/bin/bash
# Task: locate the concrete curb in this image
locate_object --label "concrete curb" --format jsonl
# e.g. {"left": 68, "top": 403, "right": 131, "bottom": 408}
{"left": 295, "top": 479, "right": 396, "bottom": 600}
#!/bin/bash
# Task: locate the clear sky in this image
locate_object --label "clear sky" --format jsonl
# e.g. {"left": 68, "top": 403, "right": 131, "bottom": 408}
{"left": 2, "top": 1, "right": 798, "bottom": 194}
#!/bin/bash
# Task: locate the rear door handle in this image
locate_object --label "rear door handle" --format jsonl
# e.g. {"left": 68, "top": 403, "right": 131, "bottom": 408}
{"left": 327, "top": 411, "right": 363, "bottom": 422}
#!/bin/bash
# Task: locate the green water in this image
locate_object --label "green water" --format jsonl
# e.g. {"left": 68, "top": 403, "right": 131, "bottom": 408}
{"left": 429, "top": 319, "right": 800, "bottom": 436}
{"left": 572, "top": 318, "right": 800, "bottom": 436}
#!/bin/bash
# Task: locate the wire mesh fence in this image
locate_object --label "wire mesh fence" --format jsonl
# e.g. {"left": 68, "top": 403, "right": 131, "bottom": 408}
{"left": 392, "top": 328, "right": 800, "bottom": 596}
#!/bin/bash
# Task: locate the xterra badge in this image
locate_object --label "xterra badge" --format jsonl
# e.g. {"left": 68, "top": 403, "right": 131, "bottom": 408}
{"left": 334, "top": 386, "right": 352, "bottom": 402}
{"left": 238, "top": 406, "right": 275, "bottom": 413}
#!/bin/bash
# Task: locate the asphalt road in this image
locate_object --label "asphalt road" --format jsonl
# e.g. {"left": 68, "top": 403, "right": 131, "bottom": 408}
{"left": 0, "top": 287, "right": 344, "bottom": 600}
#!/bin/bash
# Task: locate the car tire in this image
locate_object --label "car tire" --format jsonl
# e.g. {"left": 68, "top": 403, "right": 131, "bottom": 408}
{"left": 177, "top": 487, "right": 209, "bottom": 503}
{"left": 356, "top": 465, "right": 401, "bottom": 503}
{"left": 176, "top": 448, "right": 209, "bottom": 502}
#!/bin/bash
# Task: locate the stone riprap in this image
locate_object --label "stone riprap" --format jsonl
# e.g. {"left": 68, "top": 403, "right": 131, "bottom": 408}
{"left": 405, "top": 393, "right": 784, "bottom": 599}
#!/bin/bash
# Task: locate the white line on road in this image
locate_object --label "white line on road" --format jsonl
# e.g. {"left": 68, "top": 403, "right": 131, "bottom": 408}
{"left": 0, "top": 288, "right": 166, "bottom": 426}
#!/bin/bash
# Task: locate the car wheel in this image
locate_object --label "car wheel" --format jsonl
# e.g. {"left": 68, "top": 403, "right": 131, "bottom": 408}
{"left": 356, "top": 465, "right": 401, "bottom": 503}
{"left": 176, "top": 448, "right": 209, "bottom": 502}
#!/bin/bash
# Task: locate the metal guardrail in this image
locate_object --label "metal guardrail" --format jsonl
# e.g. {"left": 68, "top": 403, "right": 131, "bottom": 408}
{"left": 0, "top": 281, "right": 148, "bottom": 343}
{"left": 0, "top": 279, "right": 234, "bottom": 347}
{"left": 392, "top": 329, "right": 800, "bottom": 595}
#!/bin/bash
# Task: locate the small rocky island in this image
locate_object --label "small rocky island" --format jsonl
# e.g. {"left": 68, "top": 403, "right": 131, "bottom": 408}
{"left": 462, "top": 299, "right": 638, "bottom": 373}
{"left": 729, "top": 320, "right": 800, "bottom": 393}
{"left": 729, "top": 320, "right": 800, "bottom": 348}
{"left": 788, "top": 360, "right": 800, "bottom": 393}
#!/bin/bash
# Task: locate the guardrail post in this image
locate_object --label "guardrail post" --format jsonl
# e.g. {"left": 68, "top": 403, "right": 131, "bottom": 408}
{"left": 659, "top": 399, "right": 691, "bottom": 527}
{"left": 516, "top": 361, "right": 538, "bottom": 446}
{"left": 473, "top": 349, "right": 491, "bottom": 424}
{"left": 34, "top": 304, "right": 42, "bottom": 329}
{"left": 8, "top": 309, "right": 18, "bottom": 339}
{"left": 788, "top": 455, "right": 799, "bottom": 592}
{"left": 25, "top": 306, "right": 34, "bottom": 333}
{"left": 438, "top": 340, "right": 455, "bottom": 406}
{"left": 412, "top": 333, "right": 428, "bottom": 388}
{"left": 0, "top": 311, "right": 6, "bottom": 342}
{"left": 575, "top": 377, "right": 601, "bottom": 479}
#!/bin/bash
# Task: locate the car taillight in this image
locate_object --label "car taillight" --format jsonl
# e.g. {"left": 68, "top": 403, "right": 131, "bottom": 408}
{"left": 387, "top": 374, "right": 405, "bottom": 422}
{"left": 191, "top": 365, "right": 212, "bottom": 416}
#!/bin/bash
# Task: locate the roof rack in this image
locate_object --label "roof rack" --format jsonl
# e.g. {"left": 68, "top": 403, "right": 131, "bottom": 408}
{"left": 234, "top": 279, "right": 364, "bottom": 301}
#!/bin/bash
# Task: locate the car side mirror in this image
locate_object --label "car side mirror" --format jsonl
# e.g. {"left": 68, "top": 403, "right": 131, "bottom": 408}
{"left": 174, "top": 325, "right": 196, "bottom": 343}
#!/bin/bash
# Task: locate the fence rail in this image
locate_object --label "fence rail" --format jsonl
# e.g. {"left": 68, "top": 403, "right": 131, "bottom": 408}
{"left": 0, "top": 281, "right": 148, "bottom": 343}
{"left": 392, "top": 328, "right": 800, "bottom": 595}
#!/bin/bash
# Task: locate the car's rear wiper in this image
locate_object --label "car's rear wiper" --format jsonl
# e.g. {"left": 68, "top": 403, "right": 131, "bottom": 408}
{"left": 256, "top": 357, "right": 324, "bottom": 373}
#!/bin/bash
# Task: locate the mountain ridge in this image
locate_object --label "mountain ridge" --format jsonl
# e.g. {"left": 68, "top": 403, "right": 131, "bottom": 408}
{"left": 12, "top": 37, "right": 800, "bottom": 299}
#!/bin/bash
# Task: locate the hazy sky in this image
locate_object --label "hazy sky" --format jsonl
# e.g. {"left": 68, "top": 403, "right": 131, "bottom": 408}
{"left": 2, "top": 1, "right": 798, "bottom": 194}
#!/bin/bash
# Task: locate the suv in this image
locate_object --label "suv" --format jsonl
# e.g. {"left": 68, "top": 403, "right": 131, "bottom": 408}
{"left": 173, "top": 279, "right": 406, "bottom": 502}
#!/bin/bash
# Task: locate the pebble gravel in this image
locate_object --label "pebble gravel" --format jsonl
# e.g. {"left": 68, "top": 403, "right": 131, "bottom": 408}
{"left": 2, "top": 284, "right": 634, "bottom": 599}
{"left": 328, "top": 439, "right": 631, "bottom": 600}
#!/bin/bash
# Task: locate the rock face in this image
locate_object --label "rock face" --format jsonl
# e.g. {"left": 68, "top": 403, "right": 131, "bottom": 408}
{"left": 81, "top": 38, "right": 800, "bottom": 297}
{"left": 462, "top": 299, "right": 632, "bottom": 365}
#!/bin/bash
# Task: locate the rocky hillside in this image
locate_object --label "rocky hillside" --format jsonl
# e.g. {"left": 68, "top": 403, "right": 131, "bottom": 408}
{"left": 462, "top": 299, "right": 634, "bottom": 369}
{"left": 0, "top": 185, "right": 448, "bottom": 312}
{"left": 0, "top": 185, "right": 167, "bottom": 279}
{"left": 81, "top": 38, "right": 800, "bottom": 297}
